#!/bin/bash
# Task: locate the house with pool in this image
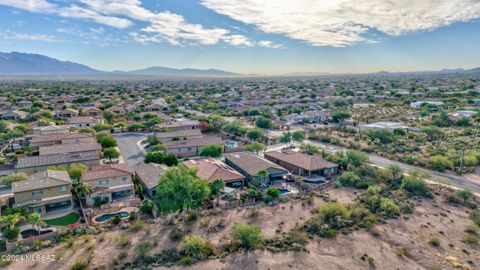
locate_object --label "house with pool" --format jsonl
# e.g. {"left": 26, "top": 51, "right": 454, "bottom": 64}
{"left": 134, "top": 163, "right": 168, "bottom": 198}
{"left": 183, "top": 158, "right": 245, "bottom": 188}
{"left": 264, "top": 150, "right": 339, "bottom": 182}
{"left": 80, "top": 164, "right": 134, "bottom": 207}
{"left": 224, "top": 152, "right": 289, "bottom": 188}
{"left": 12, "top": 170, "right": 73, "bottom": 216}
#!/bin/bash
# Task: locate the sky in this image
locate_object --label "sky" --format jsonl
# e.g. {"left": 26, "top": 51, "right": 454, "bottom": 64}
{"left": 0, "top": 0, "right": 479, "bottom": 75}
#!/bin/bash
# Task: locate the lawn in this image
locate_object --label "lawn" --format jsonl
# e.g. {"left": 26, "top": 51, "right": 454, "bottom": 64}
{"left": 44, "top": 212, "right": 80, "bottom": 226}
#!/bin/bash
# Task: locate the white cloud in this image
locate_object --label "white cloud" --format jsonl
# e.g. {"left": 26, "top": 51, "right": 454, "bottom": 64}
{"left": 0, "top": 0, "right": 55, "bottom": 13}
{"left": 258, "top": 40, "right": 283, "bottom": 49}
{"left": 0, "top": 0, "right": 132, "bottom": 29}
{"left": 201, "top": 0, "right": 480, "bottom": 46}
{"left": 223, "top": 34, "right": 253, "bottom": 47}
{"left": 0, "top": 30, "right": 59, "bottom": 42}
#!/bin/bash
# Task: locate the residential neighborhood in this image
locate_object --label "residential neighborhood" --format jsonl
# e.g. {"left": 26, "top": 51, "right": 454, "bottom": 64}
{"left": 0, "top": 75, "right": 479, "bottom": 269}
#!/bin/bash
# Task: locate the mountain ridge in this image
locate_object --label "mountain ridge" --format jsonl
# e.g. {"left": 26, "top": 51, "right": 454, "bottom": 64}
{"left": 0, "top": 51, "right": 479, "bottom": 77}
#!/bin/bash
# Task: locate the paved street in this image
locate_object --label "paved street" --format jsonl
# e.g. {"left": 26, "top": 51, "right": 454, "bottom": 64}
{"left": 113, "top": 133, "right": 148, "bottom": 169}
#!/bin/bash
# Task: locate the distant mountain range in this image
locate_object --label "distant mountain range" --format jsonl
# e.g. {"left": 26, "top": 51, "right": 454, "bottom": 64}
{"left": 113, "top": 66, "right": 239, "bottom": 76}
{"left": 0, "top": 51, "right": 239, "bottom": 77}
{"left": 0, "top": 52, "right": 99, "bottom": 75}
{"left": 0, "top": 51, "right": 479, "bottom": 77}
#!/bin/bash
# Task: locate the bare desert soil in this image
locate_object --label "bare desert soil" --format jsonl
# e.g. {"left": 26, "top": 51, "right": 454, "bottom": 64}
{"left": 5, "top": 187, "right": 479, "bottom": 270}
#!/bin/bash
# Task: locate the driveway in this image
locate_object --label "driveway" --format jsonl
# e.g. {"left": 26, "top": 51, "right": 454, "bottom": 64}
{"left": 113, "top": 133, "right": 149, "bottom": 169}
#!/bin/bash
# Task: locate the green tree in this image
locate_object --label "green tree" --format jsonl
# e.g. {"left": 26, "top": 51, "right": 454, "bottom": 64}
{"left": 0, "top": 120, "right": 8, "bottom": 133}
{"left": 163, "top": 153, "right": 179, "bottom": 166}
{"left": 280, "top": 132, "right": 292, "bottom": 147}
{"left": 345, "top": 150, "right": 369, "bottom": 168}
{"left": 199, "top": 144, "right": 223, "bottom": 157}
{"left": 246, "top": 128, "right": 264, "bottom": 141}
{"left": 140, "top": 199, "right": 154, "bottom": 215}
{"left": 266, "top": 188, "right": 280, "bottom": 198}
{"left": 155, "top": 166, "right": 210, "bottom": 212}
{"left": 387, "top": 164, "right": 403, "bottom": 181}
{"left": 0, "top": 213, "right": 24, "bottom": 230}
{"left": 0, "top": 173, "right": 28, "bottom": 186}
{"left": 68, "top": 164, "right": 88, "bottom": 180}
{"left": 98, "top": 135, "right": 117, "bottom": 148}
{"left": 144, "top": 152, "right": 165, "bottom": 164}
{"left": 210, "top": 179, "right": 225, "bottom": 205}
{"left": 75, "top": 182, "right": 93, "bottom": 200}
{"left": 299, "top": 143, "right": 320, "bottom": 155}
{"left": 291, "top": 130, "right": 304, "bottom": 144}
{"left": 331, "top": 111, "right": 351, "bottom": 123}
{"left": 103, "top": 147, "right": 120, "bottom": 162}
{"left": 244, "top": 141, "right": 265, "bottom": 154}
{"left": 27, "top": 212, "right": 45, "bottom": 239}
{"left": 255, "top": 116, "right": 272, "bottom": 129}
{"left": 231, "top": 223, "right": 265, "bottom": 250}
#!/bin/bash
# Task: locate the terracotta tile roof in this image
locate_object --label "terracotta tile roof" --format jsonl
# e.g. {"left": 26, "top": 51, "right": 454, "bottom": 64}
{"left": 264, "top": 150, "right": 338, "bottom": 171}
{"left": 81, "top": 163, "right": 131, "bottom": 182}
{"left": 182, "top": 158, "right": 244, "bottom": 183}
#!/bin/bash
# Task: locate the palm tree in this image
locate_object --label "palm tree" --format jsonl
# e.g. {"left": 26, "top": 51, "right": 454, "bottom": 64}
{"left": 27, "top": 212, "right": 45, "bottom": 238}
{"left": 75, "top": 183, "right": 93, "bottom": 205}
{"left": 210, "top": 179, "right": 225, "bottom": 205}
{"left": 0, "top": 213, "right": 25, "bottom": 230}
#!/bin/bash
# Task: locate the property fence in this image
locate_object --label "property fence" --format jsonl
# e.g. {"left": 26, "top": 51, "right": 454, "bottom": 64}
{"left": 6, "top": 231, "right": 58, "bottom": 252}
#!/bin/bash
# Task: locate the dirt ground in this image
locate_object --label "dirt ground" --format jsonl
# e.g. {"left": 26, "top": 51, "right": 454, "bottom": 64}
{"left": 5, "top": 187, "right": 480, "bottom": 270}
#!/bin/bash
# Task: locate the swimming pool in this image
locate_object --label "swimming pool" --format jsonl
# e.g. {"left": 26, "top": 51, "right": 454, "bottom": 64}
{"left": 278, "top": 188, "right": 290, "bottom": 195}
{"left": 226, "top": 141, "right": 237, "bottom": 148}
{"left": 94, "top": 211, "right": 129, "bottom": 222}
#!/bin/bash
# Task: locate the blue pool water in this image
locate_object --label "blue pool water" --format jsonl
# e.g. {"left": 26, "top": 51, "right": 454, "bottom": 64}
{"left": 94, "top": 211, "right": 128, "bottom": 222}
{"left": 226, "top": 141, "right": 237, "bottom": 148}
{"left": 278, "top": 188, "right": 290, "bottom": 195}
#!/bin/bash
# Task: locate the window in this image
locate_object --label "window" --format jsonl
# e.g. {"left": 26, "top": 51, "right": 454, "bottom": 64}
{"left": 99, "top": 179, "right": 109, "bottom": 185}
{"left": 32, "top": 190, "right": 42, "bottom": 196}
{"left": 59, "top": 186, "right": 67, "bottom": 192}
{"left": 122, "top": 176, "right": 128, "bottom": 181}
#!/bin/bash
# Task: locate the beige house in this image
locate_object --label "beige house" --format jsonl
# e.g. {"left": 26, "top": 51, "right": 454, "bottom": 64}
{"left": 81, "top": 107, "right": 103, "bottom": 117}
{"left": 16, "top": 151, "right": 101, "bottom": 174}
{"left": 30, "top": 132, "right": 94, "bottom": 147}
{"left": 32, "top": 125, "right": 71, "bottom": 136}
{"left": 12, "top": 170, "right": 73, "bottom": 215}
{"left": 163, "top": 136, "right": 223, "bottom": 158}
{"left": 67, "top": 116, "right": 103, "bottom": 128}
{"left": 80, "top": 164, "right": 134, "bottom": 207}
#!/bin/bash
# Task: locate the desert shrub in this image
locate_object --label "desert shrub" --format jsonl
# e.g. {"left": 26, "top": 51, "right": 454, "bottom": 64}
{"left": 169, "top": 228, "right": 185, "bottom": 242}
{"left": 179, "top": 236, "right": 215, "bottom": 264}
{"left": 464, "top": 225, "right": 478, "bottom": 235}
{"left": 271, "top": 231, "right": 309, "bottom": 251}
{"left": 267, "top": 188, "right": 280, "bottom": 198}
{"left": 130, "top": 220, "right": 145, "bottom": 232}
{"left": 112, "top": 214, "right": 121, "bottom": 225}
{"left": 379, "top": 198, "right": 400, "bottom": 218}
{"left": 401, "top": 172, "right": 431, "bottom": 198}
{"left": 429, "top": 237, "right": 441, "bottom": 247}
{"left": 140, "top": 199, "right": 154, "bottom": 215}
{"left": 185, "top": 211, "right": 199, "bottom": 223}
{"left": 134, "top": 242, "right": 153, "bottom": 265}
{"left": 231, "top": 223, "right": 265, "bottom": 250}
{"left": 462, "top": 234, "right": 478, "bottom": 244}
{"left": 317, "top": 202, "right": 350, "bottom": 228}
